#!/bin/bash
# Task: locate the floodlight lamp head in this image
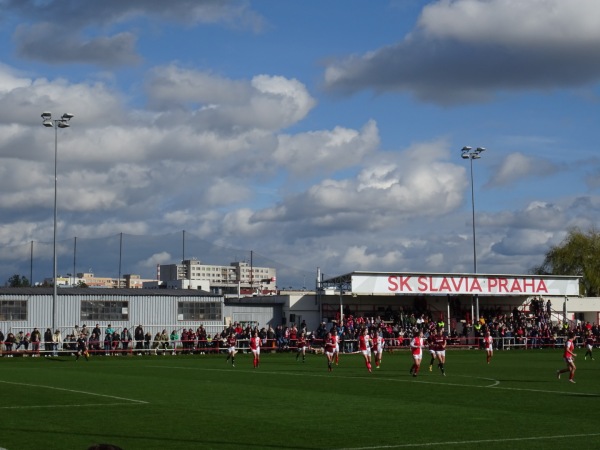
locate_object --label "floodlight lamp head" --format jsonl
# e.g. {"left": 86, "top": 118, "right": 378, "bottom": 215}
{"left": 476, "top": 147, "right": 486, "bottom": 153}
{"left": 41, "top": 112, "right": 52, "bottom": 120}
{"left": 61, "top": 113, "right": 74, "bottom": 120}
{"left": 461, "top": 154, "right": 470, "bottom": 159}
{"left": 57, "top": 121, "right": 70, "bottom": 128}
{"left": 42, "top": 120, "right": 53, "bottom": 128}
{"left": 461, "top": 146, "right": 472, "bottom": 151}
{"left": 472, "top": 154, "right": 481, "bottom": 159}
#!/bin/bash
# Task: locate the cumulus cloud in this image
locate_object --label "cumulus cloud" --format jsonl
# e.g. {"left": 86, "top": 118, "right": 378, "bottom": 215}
{"left": 231, "top": 140, "right": 467, "bottom": 237}
{"left": 323, "top": 0, "right": 600, "bottom": 104}
{"left": 145, "top": 66, "right": 316, "bottom": 132}
{"left": 4, "top": 0, "right": 265, "bottom": 67}
{"left": 488, "top": 152, "right": 561, "bottom": 187}
{"left": 14, "top": 23, "right": 140, "bottom": 67}
{"left": 274, "top": 120, "right": 379, "bottom": 176}
{"left": 140, "top": 251, "right": 172, "bottom": 269}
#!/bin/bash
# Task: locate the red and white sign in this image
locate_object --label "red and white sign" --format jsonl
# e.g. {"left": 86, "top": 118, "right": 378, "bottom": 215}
{"left": 351, "top": 274, "right": 579, "bottom": 296}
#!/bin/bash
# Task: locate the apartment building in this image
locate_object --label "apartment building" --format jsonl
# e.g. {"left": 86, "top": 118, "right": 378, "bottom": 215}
{"left": 158, "top": 259, "right": 277, "bottom": 296}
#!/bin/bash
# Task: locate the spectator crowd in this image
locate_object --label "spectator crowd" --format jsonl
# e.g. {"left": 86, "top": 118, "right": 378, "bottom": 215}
{"left": 0, "top": 297, "right": 597, "bottom": 357}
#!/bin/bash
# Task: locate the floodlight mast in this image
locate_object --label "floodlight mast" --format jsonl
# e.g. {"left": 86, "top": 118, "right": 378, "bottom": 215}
{"left": 460, "top": 145, "right": 487, "bottom": 324}
{"left": 41, "top": 112, "right": 74, "bottom": 331}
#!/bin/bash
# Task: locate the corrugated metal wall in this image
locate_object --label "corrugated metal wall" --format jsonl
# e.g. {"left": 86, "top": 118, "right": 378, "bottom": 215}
{"left": 0, "top": 291, "right": 224, "bottom": 336}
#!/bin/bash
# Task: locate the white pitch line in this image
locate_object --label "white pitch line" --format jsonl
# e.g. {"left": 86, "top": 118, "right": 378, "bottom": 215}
{"left": 0, "top": 380, "right": 148, "bottom": 407}
{"left": 145, "top": 364, "right": 599, "bottom": 397}
{"left": 333, "top": 432, "right": 600, "bottom": 449}
{"left": 0, "top": 402, "right": 144, "bottom": 410}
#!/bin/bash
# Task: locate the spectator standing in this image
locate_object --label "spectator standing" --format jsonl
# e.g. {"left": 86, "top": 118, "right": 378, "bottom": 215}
{"left": 196, "top": 326, "right": 207, "bottom": 352}
{"left": 104, "top": 331, "right": 112, "bottom": 356}
{"left": 111, "top": 331, "right": 121, "bottom": 354}
{"left": 144, "top": 331, "right": 152, "bottom": 352}
{"left": 0, "top": 329, "right": 4, "bottom": 356}
{"left": 134, "top": 324, "right": 144, "bottom": 354}
{"left": 188, "top": 328, "right": 197, "bottom": 354}
{"left": 31, "top": 328, "right": 41, "bottom": 357}
{"left": 89, "top": 332, "right": 100, "bottom": 354}
{"left": 92, "top": 324, "right": 102, "bottom": 340}
{"left": 289, "top": 324, "right": 298, "bottom": 350}
{"left": 4, "top": 332, "right": 16, "bottom": 356}
{"left": 170, "top": 329, "right": 179, "bottom": 354}
{"left": 43, "top": 328, "right": 52, "bottom": 357}
{"left": 275, "top": 325, "right": 284, "bottom": 350}
{"left": 266, "top": 325, "right": 276, "bottom": 349}
{"left": 152, "top": 332, "right": 161, "bottom": 355}
{"left": 121, "top": 328, "right": 132, "bottom": 355}
{"left": 181, "top": 329, "right": 190, "bottom": 354}
{"left": 52, "top": 329, "right": 62, "bottom": 356}
{"left": 159, "top": 329, "right": 169, "bottom": 353}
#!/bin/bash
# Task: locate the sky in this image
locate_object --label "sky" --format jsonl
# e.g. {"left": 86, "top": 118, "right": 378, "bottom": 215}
{"left": 0, "top": 0, "right": 599, "bottom": 288}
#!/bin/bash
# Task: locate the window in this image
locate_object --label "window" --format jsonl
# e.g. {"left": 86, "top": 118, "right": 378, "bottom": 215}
{"left": 0, "top": 300, "right": 27, "bottom": 321}
{"left": 178, "top": 301, "right": 222, "bottom": 321}
{"left": 81, "top": 301, "right": 129, "bottom": 321}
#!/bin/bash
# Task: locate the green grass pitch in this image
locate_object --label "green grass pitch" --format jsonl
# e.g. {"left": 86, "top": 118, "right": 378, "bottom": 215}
{"left": 1, "top": 348, "right": 599, "bottom": 450}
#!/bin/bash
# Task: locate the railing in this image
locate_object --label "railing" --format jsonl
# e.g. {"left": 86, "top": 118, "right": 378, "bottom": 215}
{"left": 0, "top": 333, "right": 585, "bottom": 358}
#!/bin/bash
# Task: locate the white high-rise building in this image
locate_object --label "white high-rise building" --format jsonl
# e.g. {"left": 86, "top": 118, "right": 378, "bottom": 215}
{"left": 158, "top": 259, "right": 277, "bottom": 296}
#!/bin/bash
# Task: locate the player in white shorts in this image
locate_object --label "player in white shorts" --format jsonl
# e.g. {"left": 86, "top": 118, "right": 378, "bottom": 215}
{"left": 358, "top": 328, "right": 372, "bottom": 373}
{"left": 483, "top": 331, "right": 493, "bottom": 364}
{"left": 372, "top": 330, "right": 384, "bottom": 369}
{"left": 225, "top": 332, "right": 237, "bottom": 367}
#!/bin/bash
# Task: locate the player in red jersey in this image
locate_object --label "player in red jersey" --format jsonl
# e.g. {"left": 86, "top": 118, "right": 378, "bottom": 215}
{"left": 296, "top": 331, "right": 308, "bottom": 362}
{"left": 331, "top": 327, "right": 341, "bottom": 365}
{"left": 358, "top": 328, "right": 372, "bottom": 373}
{"left": 557, "top": 332, "right": 577, "bottom": 383}
{"left": 584, "top": 330, "right": 595, "bottom": 361}
{"left": 323, "top": 332, "right": 336, "bottom": 372}
{"left": 483, "top": 331, "right": 493, "bottom": 364}
{"left": 372, "top": 330, "right": 384, "bottom": 369}
{"left": 225, "top": 332, "right": 237, "bottom": 367}
{"left": 409, "top": 330, "right": 423, "bottom": 377}
{"left": 250, "top": 331, "right": 261, "bottom": 368}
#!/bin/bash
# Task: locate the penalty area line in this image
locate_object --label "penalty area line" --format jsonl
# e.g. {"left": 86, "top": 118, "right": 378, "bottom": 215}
{"left": 0, "top": 380, "right": 148, "bottom": 406}
{"left": 334, "top": 432, "right": 600, "bottom": 450}
{"left": 0, "top": 402, "right": 145, "bottom": 410}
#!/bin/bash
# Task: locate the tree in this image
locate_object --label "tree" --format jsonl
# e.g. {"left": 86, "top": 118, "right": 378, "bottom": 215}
{"left": 7, "top": 274, "right": 31, "bottom": 287}
{"left": 532, "top": 227, "right": 600, "bottom": 297}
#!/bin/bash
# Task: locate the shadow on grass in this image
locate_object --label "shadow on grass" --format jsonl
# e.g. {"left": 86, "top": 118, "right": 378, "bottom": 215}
{"left": 0, "top": 427, "right": 316, "bottom": 449}
{"left": 44, "top": 357, "right": 70, "bottom": 363}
